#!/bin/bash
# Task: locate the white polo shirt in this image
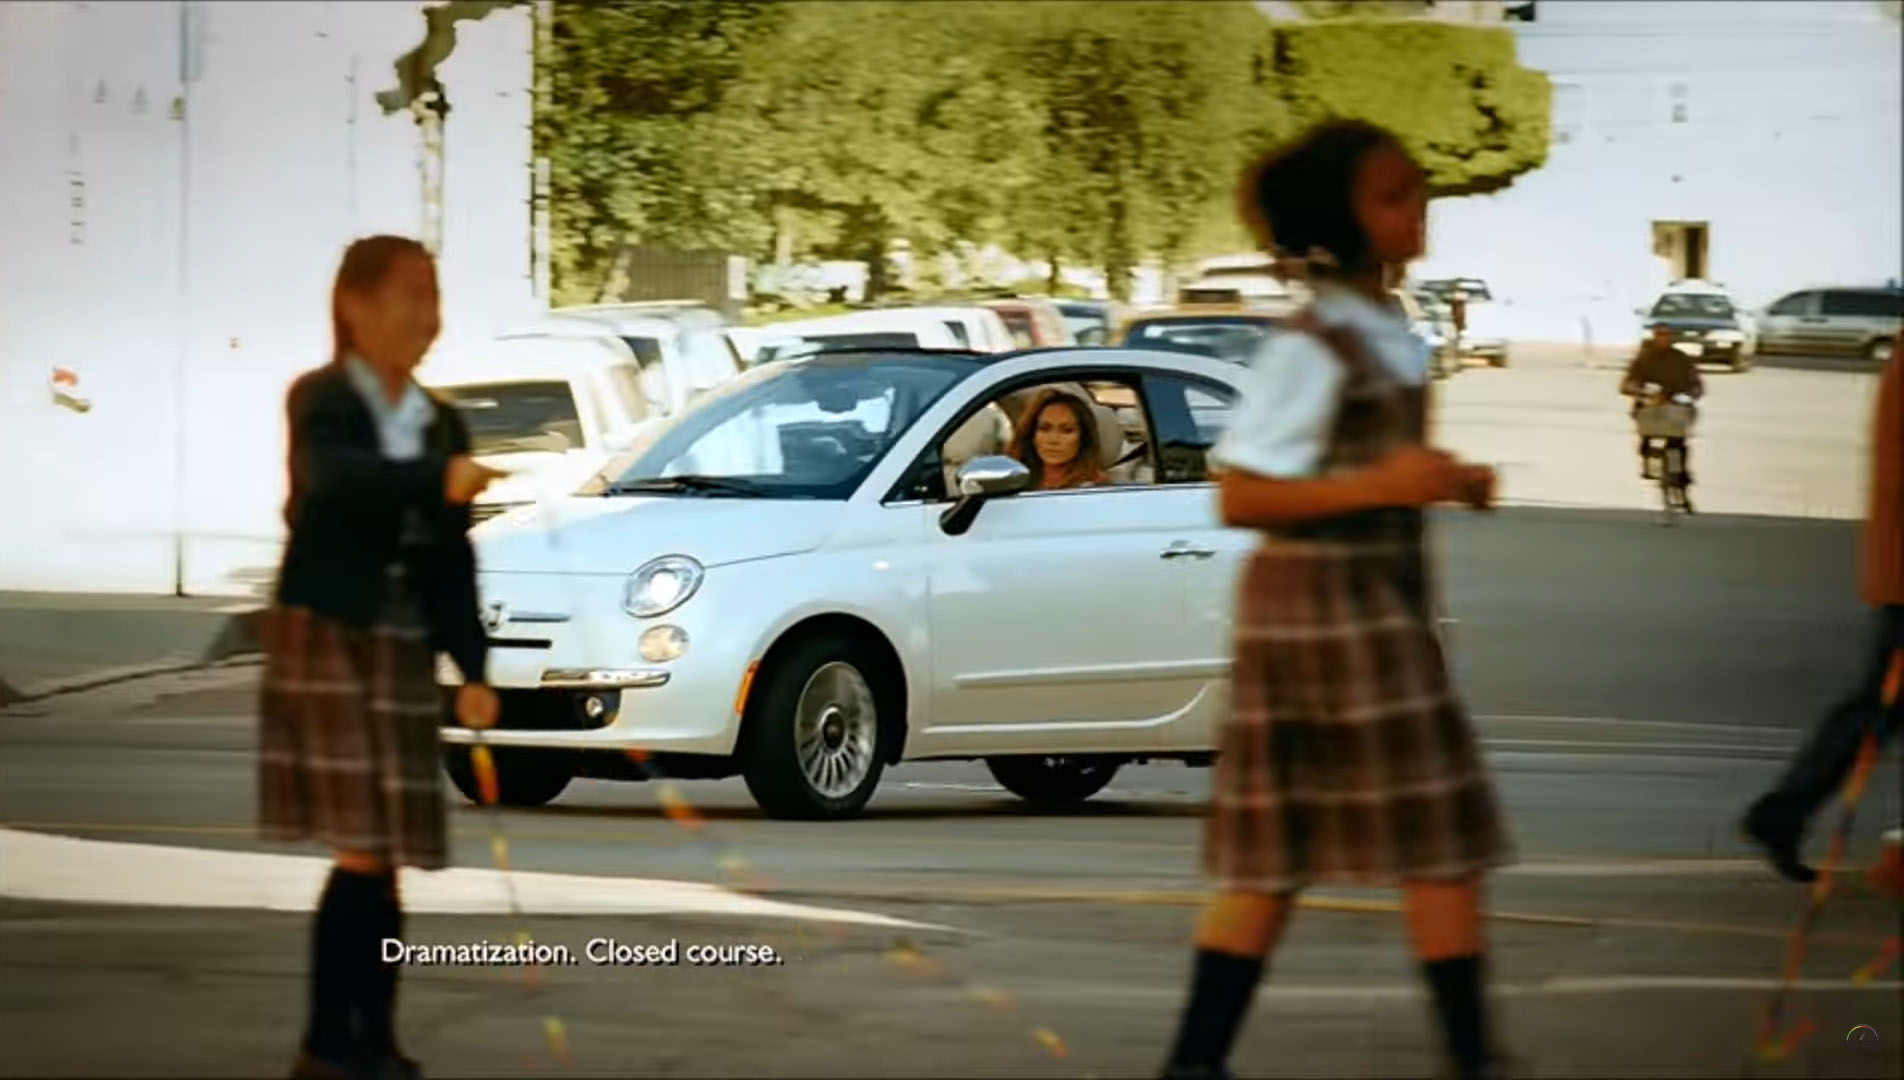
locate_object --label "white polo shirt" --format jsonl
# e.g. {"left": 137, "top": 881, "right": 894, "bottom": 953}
{"left": 1211, "top": 286, "right": 1430, "bottom": 479}
{"left": 343, "top": 354, "right": 437, "bottom": 462}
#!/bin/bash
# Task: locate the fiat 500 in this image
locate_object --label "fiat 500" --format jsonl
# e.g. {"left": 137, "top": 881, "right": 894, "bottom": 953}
{"left": 441, "top": 346, "right": 1253, "bottom": 820}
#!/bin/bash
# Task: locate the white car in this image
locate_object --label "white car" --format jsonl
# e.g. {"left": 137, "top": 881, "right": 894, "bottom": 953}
{"left": 421, "top": 335, "right": 665, "bottom": 525}
{"left": 742, "top": 309, "right": 968, "bottom": 364}
{"left": 897, "top": 305, "right": 1019, "bottom": 353}
{"left": 520, "top": 304, "right": 742, "bottom": 416}
{"left": 441, "top": 346, "right": 1253, "bottom": 819}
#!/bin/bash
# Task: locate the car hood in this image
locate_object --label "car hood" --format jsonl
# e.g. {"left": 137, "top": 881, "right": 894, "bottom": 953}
{"left": 471, "top": 450, "right": 608, "bottom": 506}
{"left": 471, "top": 495, "right": 840, "bottom": 574}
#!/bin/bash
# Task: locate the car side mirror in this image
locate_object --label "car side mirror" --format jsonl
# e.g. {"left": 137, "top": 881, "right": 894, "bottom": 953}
{"left": 940, "top": 455, "right": 1030, "bottom": 536}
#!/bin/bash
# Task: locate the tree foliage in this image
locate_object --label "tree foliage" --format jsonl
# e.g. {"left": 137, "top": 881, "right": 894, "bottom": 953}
{"left": 541, "top": 0, "right": 1551, "bottom": 302}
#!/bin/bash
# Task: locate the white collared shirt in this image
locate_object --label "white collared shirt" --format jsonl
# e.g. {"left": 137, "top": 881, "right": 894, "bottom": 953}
{"left": 1211, "top": 285, "right": 1431, "bottom": 479}
{"left": 343, "top": 354, "right": 436, "bottom": 462}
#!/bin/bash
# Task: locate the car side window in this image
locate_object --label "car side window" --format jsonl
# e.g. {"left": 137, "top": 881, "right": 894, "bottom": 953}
{"left": 909, "top": 375, "right": 1159, "bottom": 502}
{"left": 1141, "top": 373, "right": 1237, "bottom": 484}
{"left": 1825, "top": 291, "right": 1902, "bottom": 319}
{"left": 1766, "top": 293, "right": 1812, "bottom": 317}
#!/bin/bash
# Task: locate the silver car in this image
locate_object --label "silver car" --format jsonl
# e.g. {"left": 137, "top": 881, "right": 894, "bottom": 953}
{"left": 1755, "top": 287, "right": 1901, "bottom": 363}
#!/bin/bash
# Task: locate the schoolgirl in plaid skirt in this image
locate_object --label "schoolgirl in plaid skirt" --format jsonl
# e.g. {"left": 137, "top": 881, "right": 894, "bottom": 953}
{"left": 1160, "top": 123, "right": 1513, "bottom": 1080}
{"left": 260, "top": 235, "right": 503, "bottom": 1080}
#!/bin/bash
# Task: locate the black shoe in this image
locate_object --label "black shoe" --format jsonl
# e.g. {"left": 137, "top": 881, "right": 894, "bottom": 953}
{"left": 1159, "top": 1066, "right": 1233, "bottom": 1080}
{"left": 1743, "top": 797, "right": 1817, "bottom": 883}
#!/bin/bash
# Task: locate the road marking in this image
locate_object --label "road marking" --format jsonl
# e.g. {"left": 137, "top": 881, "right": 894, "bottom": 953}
{"left": 0, "top": 827, "right": 946, "bottom": 930}
{"left": 0, "top": 821, "right": 1855, "bottom": 876}
{"left": 914, "top": 976, "right": 1904, "bottom": 1005}
{"left": 1481, "top": 737, "right": 1791, "bottom": 757}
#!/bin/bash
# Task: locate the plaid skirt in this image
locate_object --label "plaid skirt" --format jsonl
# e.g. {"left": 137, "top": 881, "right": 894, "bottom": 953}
{"left": 257, "top": 565, "right": 449, "bottom": 869}
{"left": 1204, "top": 543, "right": 1512, "bottom": 893}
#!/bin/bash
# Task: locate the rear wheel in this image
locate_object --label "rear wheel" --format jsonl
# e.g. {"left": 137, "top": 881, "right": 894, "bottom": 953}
{"left": 985, "top": 755, "right": 1122, "bottom": 806}
{"left": 443, "top": 745, "right": 573, "bottom": 808}
{"left": 740, "top": 635, "right": 888, "bottom": 820}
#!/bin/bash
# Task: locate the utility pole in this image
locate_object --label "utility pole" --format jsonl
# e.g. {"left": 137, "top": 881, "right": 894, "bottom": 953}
{"left": 532, "top": 0, "right": 552, "bottom": 303}
{"left": 414, "top": 90, "right": 447, "bottom": 257}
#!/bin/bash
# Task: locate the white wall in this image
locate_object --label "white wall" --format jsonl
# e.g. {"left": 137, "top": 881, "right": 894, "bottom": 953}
{"left": 0, "top": 0, "right": 534, "bottom": 595}
{"left": 1418, "top": 0, "right": 1903, "bottom": 346}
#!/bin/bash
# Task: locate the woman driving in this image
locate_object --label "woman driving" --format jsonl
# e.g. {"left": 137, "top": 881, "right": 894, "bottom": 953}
{"left": 1008, "top": 387, "right": 1110, "bottom": 490}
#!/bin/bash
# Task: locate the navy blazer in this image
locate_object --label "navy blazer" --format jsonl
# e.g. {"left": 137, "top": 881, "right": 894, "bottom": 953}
{"left": 273, "top": 361, "right": 487, "bottom": 684}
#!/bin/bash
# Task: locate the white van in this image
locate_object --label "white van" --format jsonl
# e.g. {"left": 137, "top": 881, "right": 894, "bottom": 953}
{"left": 419, "top": 335, "right": 663, "bottom": 525}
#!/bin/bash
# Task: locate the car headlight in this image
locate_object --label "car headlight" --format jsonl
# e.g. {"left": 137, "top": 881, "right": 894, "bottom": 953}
{"left": 1708, "top": 329, "right": 1744, "bottom": 342}
{"left": 622, "top": 555, "right": 704, "bottom": 618}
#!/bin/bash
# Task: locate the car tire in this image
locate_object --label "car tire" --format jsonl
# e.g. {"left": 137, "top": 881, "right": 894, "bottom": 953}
{"left": 740, "top": 634, "right": 888, "bottom": 821}
{"left": 443, "top": 745, "right": 573, "bottom": 808}
{"left": 984, "top": 755, "right": 1121, "bottom": 807}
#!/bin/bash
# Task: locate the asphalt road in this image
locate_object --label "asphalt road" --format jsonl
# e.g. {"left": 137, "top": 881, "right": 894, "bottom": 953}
{"left": 2, "top": 508, "right": 1900, "bottom": 1079}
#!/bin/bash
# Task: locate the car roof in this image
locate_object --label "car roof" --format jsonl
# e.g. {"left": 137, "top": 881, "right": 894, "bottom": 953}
{"left": 419, "top": 335, "right": 634, "bottom": 386}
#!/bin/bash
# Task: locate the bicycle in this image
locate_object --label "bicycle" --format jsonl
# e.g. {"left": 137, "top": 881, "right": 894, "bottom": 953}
{"left": 1633, "top": 384, "right": 1696, "bottom": 522}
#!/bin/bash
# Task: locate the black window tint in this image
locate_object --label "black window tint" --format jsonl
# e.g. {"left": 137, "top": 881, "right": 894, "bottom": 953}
{"left": 1823, "top": 291, "right": 1902, "bottom": 318}
{"left": 1142, "top": 373, "right": 1237, "bottom": 484}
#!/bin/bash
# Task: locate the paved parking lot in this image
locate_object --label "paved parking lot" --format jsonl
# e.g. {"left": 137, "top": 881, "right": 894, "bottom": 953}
{"left": 1434, "top": 346, "right": 1881, "bottom": 520}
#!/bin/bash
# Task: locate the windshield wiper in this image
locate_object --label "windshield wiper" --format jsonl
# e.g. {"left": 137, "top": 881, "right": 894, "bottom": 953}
{"left": 603, "top": 475, "right": 768, "bottom": 497}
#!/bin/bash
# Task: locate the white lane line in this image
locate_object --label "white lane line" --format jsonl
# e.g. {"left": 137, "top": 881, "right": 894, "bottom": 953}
{"left": 929, "top": 976, "right": 1904, "bottom": 1005}
{"left": 0, "top": 828, "right": 947, "bottom": 931}
{"left": 1476, "top": 714, "right": 1800, "bottom": 737}
{"left": 1481, "top": 737, "right": 1791, "bottom": 757}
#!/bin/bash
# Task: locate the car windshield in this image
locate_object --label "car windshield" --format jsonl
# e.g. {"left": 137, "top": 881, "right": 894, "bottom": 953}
{"left": 1651, "top": 293, "right": 1735, "bottom": 319}
{"left": 590, "top": 353, "right": 971, "bottom": 499}
{"left": 1124, "top": 317, "right": 1275, "bottom": 362}
{"left": 435, "top": 381, "right": 586, "bottom": 455}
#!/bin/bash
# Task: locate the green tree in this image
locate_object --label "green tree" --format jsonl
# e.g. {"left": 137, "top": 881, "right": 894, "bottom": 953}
{"left": 540, "top": 0, "right": 785, "bottom": 304}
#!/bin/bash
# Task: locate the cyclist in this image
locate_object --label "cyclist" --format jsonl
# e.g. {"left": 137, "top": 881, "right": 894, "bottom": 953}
{"left": 1620, "top": 325, "right": 1704, "bottom": 485}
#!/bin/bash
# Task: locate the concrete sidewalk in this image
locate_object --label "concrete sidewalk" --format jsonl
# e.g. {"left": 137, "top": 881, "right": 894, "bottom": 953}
{"left": 0, "top": 592, "right": 264, "bottom": 706}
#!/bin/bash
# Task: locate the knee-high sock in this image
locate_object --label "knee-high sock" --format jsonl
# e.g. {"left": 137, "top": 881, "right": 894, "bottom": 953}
{"left": 359, "top": 870, "right": 404, "bottom": 1056}
{"left": 1164, "top": 949, "right": 1265, "bottom": 1070}
{"left": 1422, "top": 954, "right": 1491, "bottom": 1079}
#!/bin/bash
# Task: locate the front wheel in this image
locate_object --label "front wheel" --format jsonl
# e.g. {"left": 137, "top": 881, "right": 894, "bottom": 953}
{"left": 741, "top": 635, "right": 888, "bottom": 820}
{"left": 443, "top": 745, "right": 573, "bottom": 808}
{"left": 985, "top": 755, "right": 1122, "bottom": 806}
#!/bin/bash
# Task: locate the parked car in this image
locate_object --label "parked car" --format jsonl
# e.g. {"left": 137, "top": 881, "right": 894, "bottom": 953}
{"left": 1114, "top": 304, "right": 1284, "bottom": 365}
{"left": 982, "top": 298, "right": 1077, "bottom": 348}
{"left": 742, "top": 309, "right": 968, "bottom": 364}
{"left": 1420, "top": 278, "right": 1509, "bottom": 367}
{"left": 1393, "top": 288, "right": 1459, "bottom": 379}
{"left": 440, "top": 346, "right": 1254, "bottom": 819}
{"left": 1638, "top": 281, "right": 1754, "bottom": 372}
{"left": 898, "top": 305, "right": 1019, "bottom": 353}
{"left": 420, "top": 335, "right": 663, "bottom": 525}
{"left": 1755, "top": 286, "right": 1902, "bottom": 363}
{"left": 523, "top": 304, "right": 742, "bottom": 416}
{"left": 1052, "top": 299, "right": 1124, "bottom": 346}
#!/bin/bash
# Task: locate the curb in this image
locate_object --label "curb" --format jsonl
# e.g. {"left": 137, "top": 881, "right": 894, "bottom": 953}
{"left": 0, "top": 608, "right": 267, "bottom": 707}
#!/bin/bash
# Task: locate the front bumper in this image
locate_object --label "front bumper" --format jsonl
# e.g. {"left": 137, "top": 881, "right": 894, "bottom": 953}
{"left": 435, "top": 573, "right": 751, "bottom": 756}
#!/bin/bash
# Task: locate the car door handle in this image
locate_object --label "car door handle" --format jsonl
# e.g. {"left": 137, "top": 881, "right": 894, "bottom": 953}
{"left": 1160, "top": 541, "right": 1216, "bottom": 560}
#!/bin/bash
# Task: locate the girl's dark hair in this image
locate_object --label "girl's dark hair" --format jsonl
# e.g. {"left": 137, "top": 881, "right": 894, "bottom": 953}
{"left": 1009, "top": 388, "right": 1108, "bottom": 488}
{"left": 330, "top": 234, "right": 431, "bottom": 364}
{"left": 1239, "top": 119, "right": 1406, "bottom": 274}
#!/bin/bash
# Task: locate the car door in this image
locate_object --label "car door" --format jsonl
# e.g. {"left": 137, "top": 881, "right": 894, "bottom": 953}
{"left": 915, "top": 380, "right": 1217, "bottom": 754}
{"left": 1136, "top": 371, "right": 1255, "bottom": 749}
{"left": 919, "top": 484, "right": 1220, "bottom": 753}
